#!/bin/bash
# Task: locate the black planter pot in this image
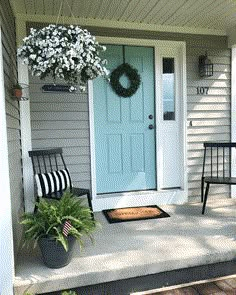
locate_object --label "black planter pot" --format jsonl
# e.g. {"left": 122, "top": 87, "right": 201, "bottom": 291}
{"left": 38, "top": 235, "right": 76, "bottom": 268}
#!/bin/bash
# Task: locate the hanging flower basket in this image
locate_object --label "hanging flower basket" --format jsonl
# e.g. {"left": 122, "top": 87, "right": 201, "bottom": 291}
{"left": 17, "top": 24, "right": 109, "bottom": 91}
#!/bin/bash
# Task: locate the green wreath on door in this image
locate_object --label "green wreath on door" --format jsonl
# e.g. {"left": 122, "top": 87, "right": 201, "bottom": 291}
{"left": 110, "top": 63, "right": 141, "bottom": 98}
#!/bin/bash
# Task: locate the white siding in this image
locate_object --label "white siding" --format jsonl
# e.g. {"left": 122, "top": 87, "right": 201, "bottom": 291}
{"left": 0, "top": 1, "right": 23, "bottom": 254}
{"left": 186, "top": 47, "right": 230, "bottom": 200}
{"left": 1, "top": 0, "right": 24, "bottom": 258}
{"left": 30, "top": 76, "right": 91, "bottom": 189}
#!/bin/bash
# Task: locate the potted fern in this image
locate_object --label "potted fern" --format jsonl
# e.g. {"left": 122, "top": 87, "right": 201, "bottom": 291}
{"left": 20, "top": 192, "right": 96, "bottom": 268}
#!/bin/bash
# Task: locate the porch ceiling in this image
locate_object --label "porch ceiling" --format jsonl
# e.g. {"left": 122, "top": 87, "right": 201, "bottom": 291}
{"left": 10, "top": 0, "right": 236, "bottom": 36}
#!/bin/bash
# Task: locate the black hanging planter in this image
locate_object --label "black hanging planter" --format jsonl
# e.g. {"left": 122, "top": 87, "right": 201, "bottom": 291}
{"left": 38, "top": 235, "right": 76, "bottom": 268}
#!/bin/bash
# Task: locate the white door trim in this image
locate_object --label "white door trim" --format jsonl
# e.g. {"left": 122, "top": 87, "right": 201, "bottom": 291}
{"left": 88, "top": 80, "right": 97, "bottom": 198}
{"left": 15, "top": 17, "right": 34, "bottom": 213}
{"left": 88, "top": 37, "right": 188, "bottom": 211}
{"left": 156, "top": 44, "right": 186, "bottom": 189}
{"left": 18, "top": 60, "right": 34, "bottom": 213}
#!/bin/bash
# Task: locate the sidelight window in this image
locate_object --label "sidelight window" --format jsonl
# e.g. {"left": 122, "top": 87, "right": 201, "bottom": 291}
{"left": 162, "top": 58, "right": 175, "bottom": 121}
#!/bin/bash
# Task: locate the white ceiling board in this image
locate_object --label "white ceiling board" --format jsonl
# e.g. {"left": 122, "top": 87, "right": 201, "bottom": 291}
{"left": 34, "top": 0, "right": 45, "bottom": 15}
{"left": 12, "top": 0, "right": 236, "bottom": 35}
{"left": 178, "top": 0, "right": 220, "bottom": 28}
{"left": 164, "top": 0, "right": 207, "bottom": 26}
{"left": 195, "top": 2, "right": 236, "bottom": 30}
{"left": 95, "top": 0, "right": 116, "bottom": 19}
{"left": 17, "top": 13, "right": 227, "bottom": 35}
{"left": 124, "top": 0, "right": 150, "bottom": 22}
{"left": 52, "top": 0, "right": 62, "bottom": 16}
{"left": 184, "top": 0, "right": 231, "bottom": 28}
{"left": 119, "top": 0, "right": 144, "bottom": 22}
{"left": 108, "top": 0, "right": 130, "bottom": 21}
{"left": 62, "top": 0, "right": 74, "bottom": 17}
{"left": 156, "top": 0, "right": 188, "bottom": 25}
{"left": 143, "top": 0, "right": 174, "bottom": 23}
{"left": 68, "top": 0, "right": 87, "bottom": 18}
{"left": 61, "top": 0, "right": 69, "bottom": 17}
{"left": 24, "top": 0, "right": 35, "bottom": 15}
{"left": 82, "top": 0, "right": 97, "bottom": 18}
{"left": 132, "top": 0, "right": 160, "bottom": 23}
{"left": 182, "top": 0, "right": 220, "bottom": 27}
{"left": 100, "top": 0, "right": 123, "bottom": 20}
{"left": 227, "top": 16, "right": 236, "bottom": 27}
{"left": 43, "top": 0, "right": 54, "bottom": 16}
{"left": 9, "top": 0, "right": 26, "bottom": 14}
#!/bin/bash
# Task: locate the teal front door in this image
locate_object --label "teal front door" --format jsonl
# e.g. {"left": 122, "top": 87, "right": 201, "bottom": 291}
{"left": 93, "top": 45, "right": 156, "bottom": 193}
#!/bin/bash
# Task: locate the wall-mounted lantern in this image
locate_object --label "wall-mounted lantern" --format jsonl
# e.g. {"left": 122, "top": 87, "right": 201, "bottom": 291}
{"left": 199, "top": 52, "right": 213, "bottom": 78}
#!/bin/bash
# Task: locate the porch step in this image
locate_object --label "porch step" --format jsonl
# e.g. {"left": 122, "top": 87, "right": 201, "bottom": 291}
{"left": 14, "top": 199, "right": 236, "bottom": 295}
{"left": 132, "top": 273, "right": 236, "bottom": 295}
{"left": 39, "top": 262, "right": 236, "bottom": 295}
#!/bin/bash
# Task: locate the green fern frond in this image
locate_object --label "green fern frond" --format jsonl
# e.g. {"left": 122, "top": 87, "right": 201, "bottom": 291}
{"left": 56, "top": 232, "right": 69, "bottom": 251}
{"left": 20, "top": 192, "right": 98, "bottom": 250}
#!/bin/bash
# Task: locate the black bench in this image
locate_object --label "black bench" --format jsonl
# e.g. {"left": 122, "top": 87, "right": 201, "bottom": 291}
{"left": 201, "top": 142, "right": 236, "bottom": 214}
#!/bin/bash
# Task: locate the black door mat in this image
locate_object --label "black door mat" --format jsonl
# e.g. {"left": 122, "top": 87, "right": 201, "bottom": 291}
{"left": 103, "top": 205, "right": 170, "bottom": 223}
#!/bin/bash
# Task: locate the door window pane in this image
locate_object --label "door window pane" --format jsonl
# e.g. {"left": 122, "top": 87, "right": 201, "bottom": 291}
{"left": 163, "top": 58, "right": 175, "bottom": 120}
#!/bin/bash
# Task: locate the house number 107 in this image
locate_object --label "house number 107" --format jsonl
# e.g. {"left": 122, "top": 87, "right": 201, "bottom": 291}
{"left": 197, "top": 86, "right": 209, "bottom": 95}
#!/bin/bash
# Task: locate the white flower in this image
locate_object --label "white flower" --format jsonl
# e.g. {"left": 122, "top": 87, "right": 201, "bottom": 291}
{"left": 69, "top": 86, "right": 76, "bottom": 92}
{"left": 29, "top": 54, "right": 37, "bottom": 60}
{"left": 17, "top": 24, "right": 108, "bottom": 90}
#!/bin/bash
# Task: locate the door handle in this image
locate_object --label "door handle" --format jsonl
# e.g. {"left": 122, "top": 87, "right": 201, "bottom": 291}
{"left": 149, "top": 114, "right": 153, "bottom": 119}
{"left": 149, "top": 124, "right": 154, "bottom": 129}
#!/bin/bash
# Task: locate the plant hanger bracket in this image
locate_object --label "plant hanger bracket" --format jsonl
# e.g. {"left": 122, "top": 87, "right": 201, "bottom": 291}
{"left": 122, "top": 45, "right": 126, "bottom": 64}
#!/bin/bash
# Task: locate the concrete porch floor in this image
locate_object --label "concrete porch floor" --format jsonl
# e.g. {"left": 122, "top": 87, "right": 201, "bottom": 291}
{"left": 14, "top": 198, "right": 236, "bottom": 295}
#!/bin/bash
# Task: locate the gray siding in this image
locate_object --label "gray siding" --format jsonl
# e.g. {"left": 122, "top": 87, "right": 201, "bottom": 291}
{"left": 29, "top": 23, "right": 231, "bottom": 202}
{"left": 30, "top": 76, "right": 91, "bottom": 189}
{"left": 186, "top": 47, "right": 230, "bottom": 201}
{"left": 0, "top": 1, "right": 24, "bottom": 255}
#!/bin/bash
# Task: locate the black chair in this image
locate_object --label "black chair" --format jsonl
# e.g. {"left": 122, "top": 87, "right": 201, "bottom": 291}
{"left": 29, "top": 148, "right": 94, "bottom": 219}
{"left": 201, "top": 142, "right": 236, "bottom": 214}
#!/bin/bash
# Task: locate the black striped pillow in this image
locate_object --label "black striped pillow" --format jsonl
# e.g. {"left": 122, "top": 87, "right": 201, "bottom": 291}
{"left": 35, "top": 168, "right": 72, "bottom": 197}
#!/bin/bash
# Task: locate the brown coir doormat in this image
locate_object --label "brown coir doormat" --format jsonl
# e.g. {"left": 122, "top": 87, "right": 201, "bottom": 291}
{"left": 103, "top": 205, "right": 170, "bottom": 223}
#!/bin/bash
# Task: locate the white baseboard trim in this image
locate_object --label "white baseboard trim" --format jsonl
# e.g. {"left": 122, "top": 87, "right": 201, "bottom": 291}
{"left": 92, "top": 189, "right": 187, "bottom": 212}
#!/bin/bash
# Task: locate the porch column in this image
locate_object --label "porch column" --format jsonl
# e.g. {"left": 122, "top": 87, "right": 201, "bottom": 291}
{"left": 231, "top": 45, "right": 236, "bottom": 198}
{"left": 0, "top": 28, "right": 14, "bottom": 295}
{"left": 16, "top": 18, "right": 34, "bottom": 212}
